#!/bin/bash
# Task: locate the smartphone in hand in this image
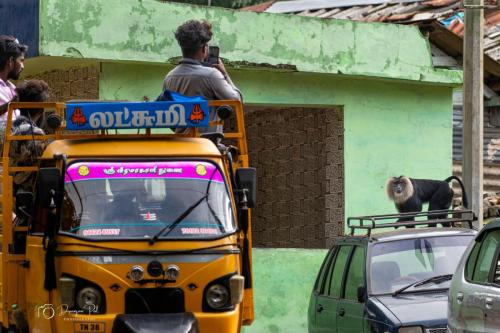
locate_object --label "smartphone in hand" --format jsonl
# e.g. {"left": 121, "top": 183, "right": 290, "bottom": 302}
{"left": 207, "top": 46, "right": 220, "bottom": 65}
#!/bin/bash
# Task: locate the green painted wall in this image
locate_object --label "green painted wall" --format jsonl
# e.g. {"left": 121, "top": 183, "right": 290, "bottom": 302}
{"left": 39, "top": 0, "right": 460, "bottom": 85}
{"left": 100, "top": 62, "right": 454, "bottom": 227}
{"left": 245, "top": 248, "right": 328, "bottom": 333}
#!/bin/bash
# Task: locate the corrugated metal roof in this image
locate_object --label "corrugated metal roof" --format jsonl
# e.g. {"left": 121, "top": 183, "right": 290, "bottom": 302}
{"left": 266, "top": 0, "right": 421, "bottom": 13}
{"left": 243, "top": 0, "right": 500, "bottom": 61}
{"left": 240, "top": 0, "right": 275, "bottom": 12}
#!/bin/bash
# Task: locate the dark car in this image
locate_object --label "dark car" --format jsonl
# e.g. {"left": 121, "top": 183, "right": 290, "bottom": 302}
{"left": 308, "top": 211, "right": 476, "bottom": 333}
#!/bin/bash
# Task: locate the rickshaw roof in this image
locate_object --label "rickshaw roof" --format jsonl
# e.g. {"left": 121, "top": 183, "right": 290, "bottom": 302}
{"left": 41, "top": 138, "right": 222, "bottom": 159}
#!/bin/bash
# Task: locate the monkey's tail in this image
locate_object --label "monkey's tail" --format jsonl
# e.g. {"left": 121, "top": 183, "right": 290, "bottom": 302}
{"left": 444, "top": 176, "right": 469, "bottom": 208}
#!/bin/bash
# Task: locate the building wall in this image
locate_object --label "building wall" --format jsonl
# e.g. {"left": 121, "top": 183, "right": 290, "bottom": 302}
{"left": 99, "top": 62, "right": 454, "bottom": 227}
{"left": 26, "top": 65, "right": 99, "bottom": 101}
{"left": 37, "top": 0, "right": 461, "bottom": 85}
{"left": 244, "top": 248, "right": 328, "bottom": 333}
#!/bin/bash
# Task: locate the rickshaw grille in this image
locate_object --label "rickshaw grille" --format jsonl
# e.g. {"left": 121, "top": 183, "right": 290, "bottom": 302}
{"left": 125, "top": 288, "right": 185, "bottom": 314}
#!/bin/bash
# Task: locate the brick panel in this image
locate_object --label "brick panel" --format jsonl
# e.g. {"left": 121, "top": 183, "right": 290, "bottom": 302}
{"left": 26, "top": 65, "right": 99, "bottom": 101}
{"left": 245, "top": 107, "right": 344, "bottom": 249}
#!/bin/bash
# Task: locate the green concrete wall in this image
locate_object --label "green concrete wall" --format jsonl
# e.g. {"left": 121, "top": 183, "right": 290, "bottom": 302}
{"left": 39, "top": 0, "right": 460, "bottom": 85}
{"left": 100, "top": 62, "right": 454, "bottom": 226}
{"left": 246, "top": 248, "right": 328, "bottom": 333}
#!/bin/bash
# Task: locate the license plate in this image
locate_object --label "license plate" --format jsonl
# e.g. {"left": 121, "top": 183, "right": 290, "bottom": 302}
{"left": 74, "top": 322, "right": 105, "bottom": 333}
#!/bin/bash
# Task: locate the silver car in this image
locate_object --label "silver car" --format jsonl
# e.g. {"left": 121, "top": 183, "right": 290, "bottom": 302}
{"left": 448, "top": 219, "right": 500, "bottom": 332}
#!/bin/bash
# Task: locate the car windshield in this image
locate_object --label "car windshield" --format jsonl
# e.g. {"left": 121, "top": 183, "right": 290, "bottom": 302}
{"left": 60, "top": 161, "right": 236, "bottom": 240}
{"left": 370, "top": 235, "right": 473, "bottom": 295}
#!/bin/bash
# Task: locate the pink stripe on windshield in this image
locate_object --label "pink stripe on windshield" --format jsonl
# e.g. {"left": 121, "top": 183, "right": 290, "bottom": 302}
{"left": 65, "top": 161, "right": 224, "bottom": 183}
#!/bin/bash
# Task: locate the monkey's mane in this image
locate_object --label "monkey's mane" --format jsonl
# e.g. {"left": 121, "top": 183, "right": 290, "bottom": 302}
{"left": 385, "top": 177, "right": 397, "bottom": 200}
{"left": 386, "top": 176, "right": 414, "bottom": 204}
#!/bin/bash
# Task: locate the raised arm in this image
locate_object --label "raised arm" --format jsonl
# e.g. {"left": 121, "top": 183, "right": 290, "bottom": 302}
{"left": 211, "top": 60, "right": 242, "bottom": 101}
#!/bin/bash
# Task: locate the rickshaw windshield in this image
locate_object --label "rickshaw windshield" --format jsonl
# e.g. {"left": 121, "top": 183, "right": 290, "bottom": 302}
{"left": 60, "top": 161, "right": 236, "bottom": 239}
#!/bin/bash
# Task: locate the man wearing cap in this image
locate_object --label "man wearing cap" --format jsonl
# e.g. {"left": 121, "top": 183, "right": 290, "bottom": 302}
{"left": 0, "top": 35, "right": 27, "bottom": 134}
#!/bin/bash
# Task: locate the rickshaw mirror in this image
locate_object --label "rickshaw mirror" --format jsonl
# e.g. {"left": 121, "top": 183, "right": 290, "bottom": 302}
{"left": 235, "top": 168, "right": 257, "bottom": 209}
{"left": 37, "top": 167, "right": 61, "bottom": 208}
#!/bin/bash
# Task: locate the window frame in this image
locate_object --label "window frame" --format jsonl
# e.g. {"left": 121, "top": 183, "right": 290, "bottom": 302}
{"left": 466, "top": 230, "right": 500, "bottom": 285}
{"left": 322, "top": 245, "right": 354, "bottom": 299}
{"left": 313, "top": 246, "right": 336, "bottom": 295}
{"left": 342, "top": 246, "right": 367, "bottom": 302}
{"left": 487, "top": 243, "right": 500, "bottom": 286}
{"left": 318, "top": 246, "right": 339, "bottom": 296}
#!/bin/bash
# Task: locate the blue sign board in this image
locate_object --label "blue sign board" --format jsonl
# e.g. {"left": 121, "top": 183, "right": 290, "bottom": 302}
{"left": 66, "top": 101, "right": 210, "bottom": 130}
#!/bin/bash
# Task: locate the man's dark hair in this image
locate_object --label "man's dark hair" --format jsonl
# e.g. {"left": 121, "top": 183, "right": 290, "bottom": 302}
{"left": 16, "top": 79, "right": 50, "bottom": 117}
{"left": 0, "top": 35, "right": 28, "bottom": 70}
{"left": 174, "top": 20, "right": 213, "bottom": 58}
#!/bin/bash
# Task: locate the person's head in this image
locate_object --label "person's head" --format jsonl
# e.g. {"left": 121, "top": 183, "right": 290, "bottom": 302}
{"left": 174, "top": 20, "right": 213, "bottom": 61}
{"left": 16, "top": 79, "right": 50, "bottom": 120}
{"left": 0, "top": 35, "right": 27, "bottom": 80}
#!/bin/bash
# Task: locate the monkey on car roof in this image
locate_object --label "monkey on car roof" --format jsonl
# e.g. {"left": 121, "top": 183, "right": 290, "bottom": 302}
{"left": 385, "top": 176, "right": 468, "bottom": 227}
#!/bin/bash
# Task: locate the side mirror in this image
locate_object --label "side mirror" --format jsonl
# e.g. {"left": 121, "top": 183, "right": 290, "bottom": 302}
{"left": 37, "top": 167, "right": 61, "bottom": 208}
{"left": 216, "top": 105, "right": 233, "bottom": 120}
{"left": 46, "top": 113, "right": 62, "bottom": 130}
{"left": 15, "top": 191, "right": 34, "bottom": 223}
{"left": 235, "top": 168, "right": 257, "bottom": 209}
{"left": 357, "top": 286, "right": 366, "bottom": 303}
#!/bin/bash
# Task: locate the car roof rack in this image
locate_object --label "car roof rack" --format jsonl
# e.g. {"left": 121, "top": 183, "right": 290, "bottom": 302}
{"left": 347, "top": 209, "right": 477, "bottom": 236}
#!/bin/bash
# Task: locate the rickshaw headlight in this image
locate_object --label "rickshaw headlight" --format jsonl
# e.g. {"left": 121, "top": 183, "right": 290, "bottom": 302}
{"left": 206, "top": 284, "right": 230, "bottom": 309}
{"left": 129, "top": 265, "right": 145, "bottom": 282}
{"left": 76, "top": 287, "right": 103, "bottom": 313}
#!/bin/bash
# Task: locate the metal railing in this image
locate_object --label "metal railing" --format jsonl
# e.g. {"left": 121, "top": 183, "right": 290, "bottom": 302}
{"left": 347, "top": 210, "right": 477, "bottom": 236}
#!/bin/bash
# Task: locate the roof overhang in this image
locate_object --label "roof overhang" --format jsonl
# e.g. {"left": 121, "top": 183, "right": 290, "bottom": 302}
{"left": 420, "top": 20, "right": 500, "bottom": 92}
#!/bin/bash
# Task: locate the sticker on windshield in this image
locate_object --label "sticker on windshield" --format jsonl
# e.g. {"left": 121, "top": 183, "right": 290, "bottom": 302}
{"left": 82, "top": 228, "right": 121, "bottom": 236}
{"left": 78, "top": 165, "right": 90, "bottom": 176}
{"left": 140, "top": 212, "right": 157, "bottom": 221}
{"left": 65, "top": 161, "right": 224, "bottom": 183}
{"left": 195, "top": 164, "right": 207, "bottom": 176}
{"left": 181, "top": 227, "right": 218, "bottom": 235}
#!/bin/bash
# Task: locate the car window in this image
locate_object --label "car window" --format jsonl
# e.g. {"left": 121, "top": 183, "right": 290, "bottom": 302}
{"left": 470, "top": 230, "right": 500, "bottom": 284}
{"left": 344, "top": 246, "right": 365, "bottom": 301}
{"left": 327, "top": 245, "right": 352, "bottom": 298}
{"left": 370, "top": 236, "right": 472, "bottom": 294}
{"left": 314, "top": 247, "right": 336, "bottom": 294}
{"left": 465, "top": 240, "right": 481, "bottom": 281}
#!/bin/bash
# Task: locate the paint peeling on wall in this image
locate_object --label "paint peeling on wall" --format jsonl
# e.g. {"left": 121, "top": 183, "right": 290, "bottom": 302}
{"left": 38, "top": 0, "right": 461, "bottom": 85}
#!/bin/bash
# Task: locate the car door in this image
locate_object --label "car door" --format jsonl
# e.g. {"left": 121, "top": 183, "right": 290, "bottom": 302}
{"left": 314, "top": 245, "right": 353, "bottom": 333}
{"left": 309, "top": 247, "right": 336, "bottom": 333}
{"left": 455, "top": 230, "right": 500, "bottom": 332}
{"left": 337, "top": 246, "right": 367, "bottom": 333}
{"left": 484, "top": 243, "right": 500, "bottom": 331}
